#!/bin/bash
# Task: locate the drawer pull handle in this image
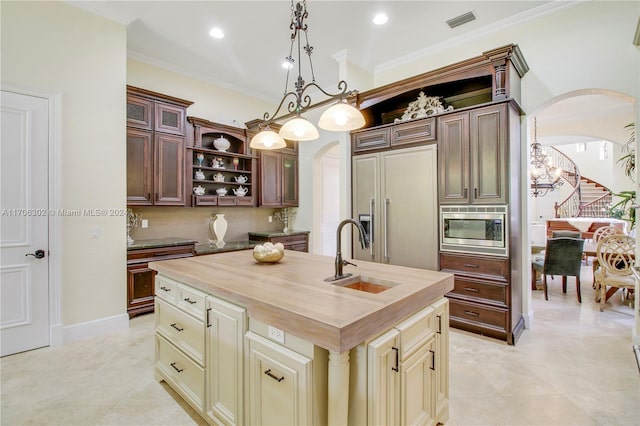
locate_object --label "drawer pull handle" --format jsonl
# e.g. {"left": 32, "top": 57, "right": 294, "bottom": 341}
{"left": 154, "top": 251, "right": 172, "bottom": 257}
{"left": 170, "top": 362, "right": 183, "bottom": 373}
{"left": 183, "top": 297, "right": 197, "bottom": 305}
{"left": 429, "top": 349, "right": 435, "bottom": 371}
{"left": 264, "top": 369, "right": 284, "bottom": 382}
{"left": 391, "top": 346, "right": 399, "bottom": 372}
{"left": 464, "top": 310, "right": 479, "bottom": 317}
{"left": 464, "top": 287, "right": 480, "bottom": 293}
{"left": 437, "top": 315, "right": 442, "bottom": 334}
{"left": 463, "top": 263, "right": 480, "bottom": 269}
{"left": 206, "top": 308, "right": 212, "bottom": 328}
{"left": 160, "top": 286, "right": 171, "bottom": 292}
{"left": 170, "top": 323, "right": 184, "bottom": 332}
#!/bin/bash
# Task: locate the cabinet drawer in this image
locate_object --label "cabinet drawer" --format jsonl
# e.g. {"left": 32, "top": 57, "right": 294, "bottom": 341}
{"left": 352, "top": 128, "right": 391, "bottom": 153}
{"left": 156, "top": 299, "right": 205, "bottom": 365}
{"left": 448, "top": 299, "right": 508, "bottom": 337}
{"left": 391, "top": 117, "right": 436, "bottom": 146}
{"left": 217, "top": 196, "right": 237, "bottom": 206}
{"left": 440, "top": 253, "right": 509, "bottom": 281}
{"left": 155, "top": 274, "right": 179, "bottom": 304}
{"left": 448, "top": 276, "right": 508, "bottom": 307}
{"left": 127, "top": 245, "right": 194, "bottom": 263}
{"left": 177, "top": 284, "right": 207, "bottom": 321}
{"left": 156, "top": 334, "right": 205, "bottom": 411}
{"left": 270, "top": 234, "right": 307, "bottom": 245}
{"left": 395, "top": 305, "right": 435, "bottom": 360}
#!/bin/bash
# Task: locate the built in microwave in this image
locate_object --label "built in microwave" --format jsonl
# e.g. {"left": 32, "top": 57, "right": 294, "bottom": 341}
{"left": 440, "top": 205, "right": 508, "bottom": 257}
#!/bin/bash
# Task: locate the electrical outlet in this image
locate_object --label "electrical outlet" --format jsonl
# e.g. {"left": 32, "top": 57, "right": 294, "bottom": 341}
{"left": 268, "top": 215, "right": 273, "bottom": 223}
{"left": 90, "top": 226, "right": 100, "bottom": 239}
{"left": 141, "top": 219, "right": 148, "bottom": 228}
{"left": 268, "top": 326, "right": 285, "bottom": 344}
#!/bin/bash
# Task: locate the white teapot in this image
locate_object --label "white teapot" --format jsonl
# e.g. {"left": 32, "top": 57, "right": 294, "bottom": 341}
{"left": 193, "top": 185, "right": 205, "bottom": 196}
{"left": 233, "top": 186, "right": 248, "bottom": 197}
{"left": 216, "top": 187, "right": 228, "bottom": 196}
{"left": 213, "top": 172, "right": 225, "bottom": 182}
{"left": 234, "top": 175, "right": 248, "bottom": 184}
{"left": 194, "top": 169, "right": 205, "bottom": 180}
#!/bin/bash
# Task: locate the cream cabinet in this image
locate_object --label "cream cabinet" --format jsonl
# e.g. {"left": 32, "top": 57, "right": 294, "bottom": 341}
{"left": 246, "top": 331, "right": 314, "bottom": 425}
{"left": 351, "top": 298, "right": 449, "bottom": 426}
{"left": 155, "top": 274, "right": 247, "bottom": 425}
{"left": 205, "top": 296, "right": 247, "bottom": 426}
{"left": 154, "top": 274, "right": 208, "bottom": 412}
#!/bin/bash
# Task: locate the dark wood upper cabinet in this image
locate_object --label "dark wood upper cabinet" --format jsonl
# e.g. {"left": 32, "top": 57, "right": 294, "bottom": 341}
{"left": 155, "top": 133, "right": 184, "bottom": 205}
{"left": 126, "top": 129, "right": 153, "bottom": 205}
{"left": 258, "top": 151, "right": 298, "bottom": 208}
{"left": 469, "top": 104, "right": 507, "bottom": 203}
{"left": 438, "top": 111, "right": 470, "bottom": 203}
{"left": 155, "top": 101, "right": 186, "bottom": 135}
{"left": 126, "top": 86, "right": 193, "bottom": 207}
{"left": 437, "top": 103, "right": 507, "bottom": 205}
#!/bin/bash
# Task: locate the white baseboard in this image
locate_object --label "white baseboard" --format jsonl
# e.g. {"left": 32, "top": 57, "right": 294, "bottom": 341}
{"left": 62, "top": 313, "right": 129, "bottom": 344}
{"left": 50, "top": 322, "right": 64, "bottom": 347}
{"left": 523, "top": 309, "right": 534, "bottom": 329}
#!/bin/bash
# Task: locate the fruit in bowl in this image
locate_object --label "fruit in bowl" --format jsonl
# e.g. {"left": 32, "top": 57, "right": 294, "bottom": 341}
{"left": 252, "top": 242, "right": 285, "bottom": 263}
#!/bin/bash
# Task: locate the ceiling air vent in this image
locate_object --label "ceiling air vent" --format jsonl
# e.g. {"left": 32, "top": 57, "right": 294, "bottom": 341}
{"left": 446, "top": 11, "right": 476, "bottom": 29}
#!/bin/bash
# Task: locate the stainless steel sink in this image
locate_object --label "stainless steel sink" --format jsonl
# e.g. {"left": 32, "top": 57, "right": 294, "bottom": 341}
{"left": 330, "top": 275, "right": 397, "bottom": 294}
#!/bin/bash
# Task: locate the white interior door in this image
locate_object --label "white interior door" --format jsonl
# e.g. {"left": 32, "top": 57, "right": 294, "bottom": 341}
{"left": 1, "top": 90, "right": 50, "bottom": 356}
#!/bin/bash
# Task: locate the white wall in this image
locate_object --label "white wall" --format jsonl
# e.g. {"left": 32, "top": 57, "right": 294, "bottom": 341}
{"left": 376, "top": 1, "right": 639, "bottom": 112}
{"left": 1, "top": 1, "right": 127, "bottom": 328}
{"left": 127, "top": 59, "right": 273, "bottom": 127}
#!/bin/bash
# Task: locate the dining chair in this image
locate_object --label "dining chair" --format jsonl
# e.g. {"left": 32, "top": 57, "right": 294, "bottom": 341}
{"left": 531, "top": 237, "right": 585, "bottom": 303}
{"left": 590, "top": 225, "right": 624, "bottom": 287}
{"left": 594, "top": 234, "right": 635, "bottom": 312}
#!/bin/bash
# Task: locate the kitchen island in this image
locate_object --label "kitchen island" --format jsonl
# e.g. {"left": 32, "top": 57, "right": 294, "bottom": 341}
{"left": 150, "top": 249, "right": 454, "bottom": 425}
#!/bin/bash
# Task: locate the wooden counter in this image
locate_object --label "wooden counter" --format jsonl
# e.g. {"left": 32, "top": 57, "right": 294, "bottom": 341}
{"left": 149, "top": 249, "right": 453, "bottom": 353}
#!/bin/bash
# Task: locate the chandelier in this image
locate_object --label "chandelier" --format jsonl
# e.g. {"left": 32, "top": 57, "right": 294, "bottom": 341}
{"left": 250, "top": 0, "right": 365, "bottom": 150}
{"left": 530, "top": 117, "right": 563, "bottom": 197}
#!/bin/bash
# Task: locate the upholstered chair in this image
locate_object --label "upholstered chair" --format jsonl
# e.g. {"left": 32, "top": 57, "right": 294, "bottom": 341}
{"left": 531, "top": 237, "right": 585, "bottom": 303}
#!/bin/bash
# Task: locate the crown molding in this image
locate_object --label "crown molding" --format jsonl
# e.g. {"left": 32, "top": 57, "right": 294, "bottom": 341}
{"left": 374, "top": 1, "right": 583, "bottom": 75}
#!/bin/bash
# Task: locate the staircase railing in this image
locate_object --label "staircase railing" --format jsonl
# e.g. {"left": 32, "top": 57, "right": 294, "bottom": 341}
{"left": 550, "top": 147, "right": 581, "bottom": 218}
{"left": 578, "top": 176, "right": 613, "bottom": 218}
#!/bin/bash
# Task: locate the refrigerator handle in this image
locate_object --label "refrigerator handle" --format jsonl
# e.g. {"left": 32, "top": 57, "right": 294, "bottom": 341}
{"left": 369, "top": 198, "right": 375, "bottom": 257}
{"left": 384, "top": 198, "right": 390, "bottom": 262}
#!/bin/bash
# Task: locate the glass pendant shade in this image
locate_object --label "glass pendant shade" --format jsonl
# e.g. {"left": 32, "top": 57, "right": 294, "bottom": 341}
{"left": 278, "top": 116, "right": 319, "bottom": 141}
{"left": 250, "top": 128, "right": 287, "bottom": 150}
{"left": 318, "top": 102, "right": 365, "bottom": 131}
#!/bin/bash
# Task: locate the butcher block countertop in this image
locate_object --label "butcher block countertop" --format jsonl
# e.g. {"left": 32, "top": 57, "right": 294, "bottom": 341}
{"left": 150, "top": 250, "right": 453, "bottom": 353}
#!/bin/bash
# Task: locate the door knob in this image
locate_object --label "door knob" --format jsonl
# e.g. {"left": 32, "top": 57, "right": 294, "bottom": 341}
{"left": 25, "top": 249, "right": 46, "bottom": 259}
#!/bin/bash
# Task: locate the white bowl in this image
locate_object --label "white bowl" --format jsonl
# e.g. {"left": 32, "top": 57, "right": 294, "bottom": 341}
{"left": 214, "top": 136, "right": 231, "bottom": 152}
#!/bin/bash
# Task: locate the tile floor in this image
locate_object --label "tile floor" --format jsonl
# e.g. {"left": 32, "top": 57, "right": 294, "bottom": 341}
{"left": 1, "top": 265, "right": 638, "bottom": 425}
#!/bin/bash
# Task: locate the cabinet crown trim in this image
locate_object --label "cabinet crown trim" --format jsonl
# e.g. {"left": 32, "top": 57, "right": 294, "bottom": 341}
{"left": 127, "top": 85, "right": 193, "bottom": 108}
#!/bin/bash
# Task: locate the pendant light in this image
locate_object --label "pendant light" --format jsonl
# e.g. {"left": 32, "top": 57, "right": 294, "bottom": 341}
{"left": 250, "top": 0, "right": 365, "bottom": 149}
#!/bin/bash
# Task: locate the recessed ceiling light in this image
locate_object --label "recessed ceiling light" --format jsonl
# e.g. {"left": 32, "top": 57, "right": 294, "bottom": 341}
{"left": 373, "top": 13, "right": 388, "bottom": 25}
{"left": 209, "top": 27, "right": 224, "bottom": 39}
